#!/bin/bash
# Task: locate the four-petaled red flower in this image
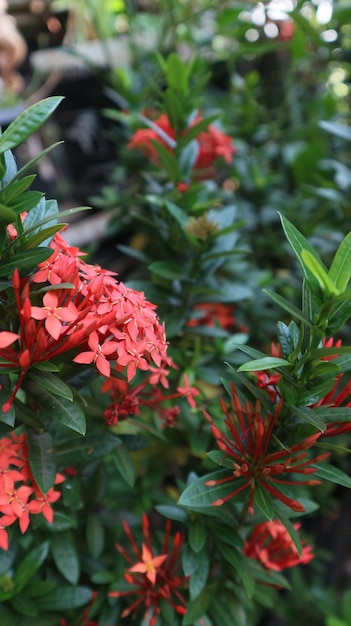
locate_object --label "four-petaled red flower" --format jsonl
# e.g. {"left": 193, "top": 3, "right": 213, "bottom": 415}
{"left": 244, "top": 519, "right": 314, "bottom": 572}
{"left": 204, "top": 383, "right": 329, "bottom": 513}
{"left": 109, "top": 513, "right": 188, "bottom": 626}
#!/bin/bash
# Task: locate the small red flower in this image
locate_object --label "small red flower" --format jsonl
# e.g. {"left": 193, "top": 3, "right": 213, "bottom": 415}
{"left": 109, "top": 514, "right": 188, "bottom": 626}
{"left": 244, "top": 519, "right": 314, "bottom": 572}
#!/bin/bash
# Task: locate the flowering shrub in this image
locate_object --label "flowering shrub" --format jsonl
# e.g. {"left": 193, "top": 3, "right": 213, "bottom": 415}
{"left": 1, "top": 47, "right": 351, "bottom": 625}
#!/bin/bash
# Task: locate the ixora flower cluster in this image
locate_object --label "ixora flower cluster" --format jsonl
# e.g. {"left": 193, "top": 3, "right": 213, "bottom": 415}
{"left": 0, "top": 227, "right": 173, "bottom": 414}
{"left": 128, "top": 112, "right": 235, "bottom": 180}
{"left": 0, "top": 431, "right": 63, "bottom": 550}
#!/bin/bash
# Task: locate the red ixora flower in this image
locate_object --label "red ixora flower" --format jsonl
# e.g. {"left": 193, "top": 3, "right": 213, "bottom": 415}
{"left": 0, "top": 431, "right": 64, "bottom": 549}
{"left": 204, "top": 383, "right": 329, "bottom": 514}
{"left": 128, "top": 112, "right": 235, "bottom": 178}
{"left": 0, "top": 225, "right": 173, "bottom": 412}
{"left": 244, "top": 519, "right": 314, "bottom": 572}
{"left": 109, "top": 513, "right": 188, "bottom": 626}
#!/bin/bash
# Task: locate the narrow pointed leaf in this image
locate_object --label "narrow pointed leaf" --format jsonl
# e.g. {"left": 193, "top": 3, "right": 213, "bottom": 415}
{"left": 238, "top": 356, "right": 292, "bottom": 372}
{"left": 328, "top": 231, "right": 351, "bottom": 293}
{"left": 301, "top": 249, "right": 339, "bottom": 295}
{"left": 0, "top": 97, "right": 64, "bottom": 152}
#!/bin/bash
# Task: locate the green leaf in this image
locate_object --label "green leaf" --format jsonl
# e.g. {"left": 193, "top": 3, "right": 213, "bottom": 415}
{"left": 178, "top": 470, "right": 242, "bottom": 509}
{"left": 312, "top": 463, "right": 351, "bottom": 488}
{"left": 113, "top": 444, "right": 135, "bottom": 486}
{"left": 0, "top": 97, "right": 64, "bottom": 152}
{"left": 182, "top": 543, "right": 201, "bottom": 577}
{"left": 206, "top": 450, "right": 235, "bottom": 469}
{"left": 14, "top": 542, "right": 49, "bottom": 592}
{"left": 166, "top": 53, "right": 188, "bottom": 94}
{"left": 301, "top": 249, "right": 339, "bottom": 296}
{"left": 0, "top": 174, "right": 36, "bottom": 202}
{"left": 292, "top": 406, "right": 326, "bottom": 431}
{"left": 28, "top": 371, "right": 73, "bottom": 401}
{"left": 328, "top": 231, "right": 351, "bottom": 293}
{"left": 254, "top": 483, "right": 274, "bottom": 520}
{"left": 55, "top": 431, "right": 121, "bottom": 465}
{"left": 189, "top": 517, "right": 206, "bottom": 553}
{"left": 23, "top": 197, "right": 58, "bottom": 235}
{"left": 189, "top": 549, "right": 210, "bottom": 599}
{"left": 182, "top": 586, "right": 213, "bottom": 625}
{"left": 33, "top": 386, "right": 86, "bottom": 434}
{"left": 21, "top": 224, "right": 64, "bottom": 249}
{"left": 51, "top": 531, "right": 80, "bottom": 584}
{"left": 238, "top": 356, "right": 292, "bottom": 372}
{"left": 35, "top": 586, "right": 92, "bottom": 611}
{"left": 0, "top": 248, "right": 52, "bottom": 276}
{"left": 155, "top": 504, "right": 188, "bottom": 522}
{"left": 263, "top": 289, "right": 316, "bottom": 328}
{"left": 151, "top": 140, "right": 180, "bottom": 180}
{"left": 279, "top": 213, "right": 326, "bottom": 288}
{"left": 86, "top": 513, "right": 105, "bottom": 559}
{"left": 149, "top": 260, "right": 187, "bottom": 280}
{"left": 27, "top": 431, "right": 56, "bottom": 494}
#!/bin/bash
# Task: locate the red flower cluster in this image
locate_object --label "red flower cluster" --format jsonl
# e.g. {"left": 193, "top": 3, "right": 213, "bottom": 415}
{"left": 109, "top": 514, "right": 188, "bottom": 625}
{"left": 187, "top": 302, "right": 243, "bottom": 332}
{"left": 103, "top": 372, "right": 200, "bottom": 428}
{"left": 244, "top": 520, "right": 314, "bottom": 572}
{"left": 0, "top": 431, "right": 64, "bottom": 549}
{"left": 1, "top": 228, "right": 173, "bottom": 412}
{"left": 128, "top": 113, "right": 235, "bottom": 177}
{"left": 204, "top": 383, "right": 329, "bottom": 513}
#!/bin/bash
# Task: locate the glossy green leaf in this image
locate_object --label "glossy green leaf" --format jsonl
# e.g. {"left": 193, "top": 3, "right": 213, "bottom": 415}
{"left": 182, "top": 586, "right": 213, "bottom": 625}
{"left": 86, "top": 513, "right": 105, "bottom": 559}
{"left": 189, "top": 517, "right": 206, "bottom": 553}
{"left": 312, "top": 463, "right": 351, "bottom": 488}
{"left": 279, "top": 213, "right": 325, "bottom": 288}
{"left": 238, "top": 356, "right": 292, "bottom": 372}
{"left": 27, "top": 431, "right": 56, "bottom": 494}
{"left": 0, "top": 174, "right": 36, "bottom": 202}
{"left": 166, "top": 53, "right": 188, "bottom": 94}
{"left": 0, "top": 248, "right": 52, "bottom": 277}
{"left": 301, "top": 249, "right": 339, "bottom": 296}
{"left": 178, "top": 470, "right": 244, "bottom": 509}
{"left": 151, "top": 140, "right": 180, "bottom": 180}
{"left": 254, "top": 483, "right": 274, "bottom": 520}
{"left": 264, "top": 289, "right": 315, "bottom": 328}
{"left": 155, "top": 504, "right": 188, "bottom": 522}
{"left": 0, "top": 97, "right": 64, "bottom": 152}
{"left": 149, "top": 260, "right": 187, "bottom": 280}
{"left": 35, "top": 586, "right": 92, "bottom": 611}
{"left": 33, "top": 386, "right": 86, "bottom": 434}
{"left": 292, "top": 406, "right": 326, "bottom": 431}
{"left": 328, "top": 231, "right": 351, "bottom": 293}
{"left": 51, "top": 531, "right": 80, "bottom": 584}
{"left": 28, "top": 371, "right": 73, "bottom": 401}
{"left": 113, "top": 443, "right": 135, "bottom": 487}
{"left": 189, "top": 549, "right": 210, "bottom": 598}
{"left": 14, "top": 542, "right": 49, "bottom": 592}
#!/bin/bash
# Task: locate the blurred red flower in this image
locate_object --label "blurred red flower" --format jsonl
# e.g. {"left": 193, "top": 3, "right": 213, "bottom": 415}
{"left": 244, "top": 519, "right": 314, "bottom": 571}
